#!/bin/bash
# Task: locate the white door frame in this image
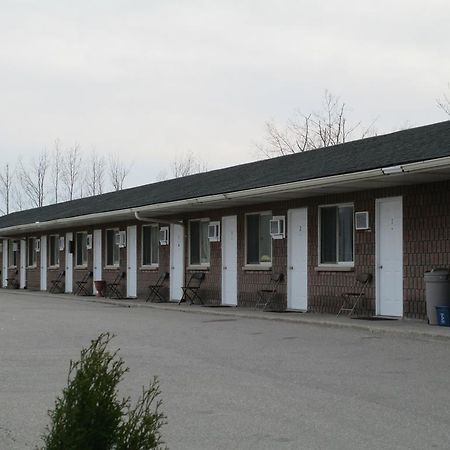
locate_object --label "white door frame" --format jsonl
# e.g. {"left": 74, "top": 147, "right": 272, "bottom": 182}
{"left": 65, "top": 232, "right": 73, "bottom": 293}
{"left": 93, "top": 229, "right": 102, "bottom": 295}
{"left": 287, "top": 207, "right": 308, "bottom": 311}
{"left": 375, "top": 196, "right": 403, "bottom": 317}
{"left": 170, "top": 223, "right": 185, "bottom": 302}
{"left": 221, "top": 215, "right": 238, "bottom": 306}
{"left": 2, "top": 239, "right": 8, "bottom": 288}
{"left": 40, "top": 235, "right": 47, "bottom": 291}
{"left": 126, "top": 225, "right": 137, "bottom": 298}
{"left": 20, "top": 238, "right": 26, "bottom": 289}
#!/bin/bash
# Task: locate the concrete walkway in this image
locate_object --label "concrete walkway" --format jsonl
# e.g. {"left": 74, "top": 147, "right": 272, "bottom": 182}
{"left": 6, "top": 289, "right": 450, "bottom": 342}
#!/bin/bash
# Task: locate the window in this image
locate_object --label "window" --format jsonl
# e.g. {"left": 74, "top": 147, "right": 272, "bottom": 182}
{"left": 319, "top": 204, "right": 354, "bottom": 265}
{"left": 189, "top": 220, "right": 210, "bottom": 266}
{"left": 142, "top": 225, "right": 159, "bottom": 266}
{"left": 27, "top": 237, "right": 37, "bottom": 267}
{"left": 246, "top": 212, "right": 272, "bottom": 265}
{"left": 49, "top": 235, "right": 60, "bottom": 267}
{"left": 75, "top": 232, "right": 88, "bottom": 267}
{"left": 8, "top": 240, "right": 18, "bottom": 268}
{"left": 106, "top": 229, "right": 120, "bottom": 267}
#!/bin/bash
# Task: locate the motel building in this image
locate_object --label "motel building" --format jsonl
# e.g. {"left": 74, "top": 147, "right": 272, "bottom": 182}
{"left": 1, "top": 120, "right": 450, "bottom": 321}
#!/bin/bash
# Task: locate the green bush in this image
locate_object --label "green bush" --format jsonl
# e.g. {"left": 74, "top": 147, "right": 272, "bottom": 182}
{"left": 39, "top": 332, "right": 166, "bottom": 450}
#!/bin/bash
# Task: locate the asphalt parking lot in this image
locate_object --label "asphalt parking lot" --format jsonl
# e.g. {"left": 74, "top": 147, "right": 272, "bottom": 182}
{"left": 1, "top": 290, "right": 450, "bottom": 450}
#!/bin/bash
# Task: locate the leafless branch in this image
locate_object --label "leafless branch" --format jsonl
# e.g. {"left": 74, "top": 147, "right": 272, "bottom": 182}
{"left": 18, "top": 151, "right": 49, "bottom": 208}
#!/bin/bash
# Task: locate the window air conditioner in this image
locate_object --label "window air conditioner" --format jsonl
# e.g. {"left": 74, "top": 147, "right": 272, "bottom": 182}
{"left": 270, "top": 216, "right": 286, "bottom": 239}
{"left": 13, "top": 241, "right": 19, "bottom": 252}
{"left": 86, "top": 234, "right": 93, "bottom": 250}
{"left": 59, "top": 236, "right": 65, "bottom": 251}
{"left": 208, "top": 221, "right": 220, "bottom": 242}
{"left": 35, "top": 238, "right": 41, "bottom": 252}
{"left": 355, "top": 211, "right": 369, "bottom": 230}
{"left": 159, "top": 227, "right": 169, "bottom": 245}
{"left": 116, "top": 230, "right": 127, "bottom": 248}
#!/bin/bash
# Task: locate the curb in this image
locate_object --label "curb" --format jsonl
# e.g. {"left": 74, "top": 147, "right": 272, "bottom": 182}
{"left": 3, "top": 289, "right": 450, "bottom": 342}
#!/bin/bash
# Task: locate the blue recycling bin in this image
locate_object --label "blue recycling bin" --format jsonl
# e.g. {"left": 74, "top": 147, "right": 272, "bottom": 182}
{"left": 436, "top": 306, "right": 450, "bottom": 327}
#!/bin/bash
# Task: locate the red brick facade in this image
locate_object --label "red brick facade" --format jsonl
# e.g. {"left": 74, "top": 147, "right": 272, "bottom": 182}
{"left": 2, "top": 179, "right": 450, "bottom": 321}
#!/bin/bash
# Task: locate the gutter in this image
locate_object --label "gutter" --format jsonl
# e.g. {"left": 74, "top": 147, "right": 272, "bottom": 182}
{"left": 134, "top": 211, "right": 182, "bottom": 225}
{"left": 2, "top": 155, "right": 450, "bottom": 235}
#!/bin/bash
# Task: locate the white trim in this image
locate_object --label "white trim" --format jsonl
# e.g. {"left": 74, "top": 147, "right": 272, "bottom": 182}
{"left": 245, "top": 211, "right": 272, "bottom": 266}
{"left": 188, "top": 218, "right": 211, "bottom": 267}
{"left": 318, "top": 203, "right": 355, "bottom": 267}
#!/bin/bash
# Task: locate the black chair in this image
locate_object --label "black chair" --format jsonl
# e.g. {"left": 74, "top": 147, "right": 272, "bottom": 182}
{"left": 179, "top": 272, "right": 205, "bottom": 305}
{"left": 146, "top": 272, "right": 169, "bottom": 303}
{"left": 337, "top": 273, "right": 373, "bottom": 317}
{"left": 106, "top": 272, "right": 126, "bottom": 299}
{"left": 6, "top": 269, "right": 19, "bottom": 289}
{"left": 256, "top": 273, "right": 284, "bottom": 311}
{"left": 74, "top": 271, "right": 93, "bottom": 296}
{"left": 49, "top": 271, "right": 65, "bottom": 293}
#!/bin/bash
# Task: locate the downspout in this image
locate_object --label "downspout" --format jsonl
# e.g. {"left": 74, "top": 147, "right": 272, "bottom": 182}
{"left": 134, "top": 211, "right": 182, "bottom": 225}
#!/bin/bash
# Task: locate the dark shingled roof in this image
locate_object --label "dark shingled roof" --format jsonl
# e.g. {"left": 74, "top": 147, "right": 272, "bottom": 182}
{"left": 1, "top": 120, "right": 450, "bottom": 229}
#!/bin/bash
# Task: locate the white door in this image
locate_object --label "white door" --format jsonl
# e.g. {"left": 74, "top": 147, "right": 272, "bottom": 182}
{"left": 93, "top": 229, "right": 102, "bottom": 294}
{"left": 2, "top": 239, "right": 8, "bottom": 288}
{"left": 287, "top": 207, "right": 308, "bottom": 311}
{"left": 20, "top": 239, "right": 26, "bottom": 289}
{"left": 65, "top": 232, "right": 73, "bottom": 293}
{"left": 222, "top": 215, "right": 238, "bottom": 306}
{"left": 376, "top": 196, "right": 403, "bottom": 317}
{"left": 126, "top": 225, "right": 137, "bottom": 298}
{"left": 170, "top": 223, "right": 184, "bottom": 302}
{"left": 40, "top": 235, "right": 47, "bottom": 291}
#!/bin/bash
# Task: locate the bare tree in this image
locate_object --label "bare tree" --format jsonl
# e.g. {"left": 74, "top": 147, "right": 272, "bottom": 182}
{"left": 18, "top": 151, "right": 49, "bottom": 207}
{"left": 85, "top": 150, "right": 106, "bottom": 196}
{"left": 62, "top": 144, "right": 82, "bottom": 201}
{"left": 0, "top": 163, "right": 14, "bottom": 215}
{"left": 257, "top": 90, "right": 377, "bottom": 157}
{"left": 437, "top": 83, "right": 450, "bottom": 116}
{"left": 51, "top": 139, "right": 63, "bottom": 203}
{"left": 108, "top": 154, "right": 131, "bottom": 191}
{"left": 170, "top": 151, "right": 208, "bottom": 178}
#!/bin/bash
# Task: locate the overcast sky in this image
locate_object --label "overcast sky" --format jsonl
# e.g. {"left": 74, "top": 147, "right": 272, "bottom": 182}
{"left": 0, "top": 0, "right": 449, "bottom": 188}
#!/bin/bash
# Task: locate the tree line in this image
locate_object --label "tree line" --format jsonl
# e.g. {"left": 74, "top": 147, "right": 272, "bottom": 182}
{"left": 0, "top": 141, "right": 131, "bottom": 215}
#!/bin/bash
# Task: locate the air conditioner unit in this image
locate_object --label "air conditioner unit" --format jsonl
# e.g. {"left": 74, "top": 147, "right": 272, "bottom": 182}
{"left": 270, "top": 216, "right": 286, "bottom": 239}
{"left": 115, "top": 230, "right": 126, "bottom": 248}
{"left": 159, "top": 227, "right": 169, "bottom": 245}
{"left": 208, "top": 221, "right": 220, "bottom": 242}
{"left": 59, "top": 236, "right": 65, "bottom": 251}
{"left": 355, "top": 211, "right": 369, "bottom": 230}
{"left": 13, "top": 241, "right": 19, "bottom": 252}
{"left": 35, "top": 238, "right": 41, "bottom": 252}
{"left": 86, "top": 234, "right": 93, "bottom": 250}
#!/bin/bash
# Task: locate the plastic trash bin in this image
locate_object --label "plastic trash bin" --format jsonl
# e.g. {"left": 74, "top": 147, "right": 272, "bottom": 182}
{"left": 436, "top": 306, "right": 450, "bottom": 327}
{"left": 424, "top": 269, "right": 450, "bottom": 325}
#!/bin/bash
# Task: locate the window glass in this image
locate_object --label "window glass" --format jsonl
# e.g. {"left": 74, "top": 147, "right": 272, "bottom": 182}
{"left": 189, "top": 220, "right": 210, "bottom": 265}
{"left": 8, "top": 240, "right": 17, "bottom": 267}
{"left": 49, "top": 235, "right": 60, "bottom": 267}
{"left": 76, "top": 232, "right": 87, "bottom": 266}
{"left": 246, "top": 213, "right": 272, "bottom": 265}
{"left": 27, "top": 238, "right": 37, "bottom": 267}
{"left": 106, "top": 229, "right": 120, "bottom": 266}
{"left": 320, "top": 205, "right": 354, "bottom": 264}
{"left": 142, "top": 226, "right": 159, "bottom": 266}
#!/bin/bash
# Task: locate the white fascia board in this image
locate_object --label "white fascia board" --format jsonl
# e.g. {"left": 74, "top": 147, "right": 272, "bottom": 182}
{"left": 2, "top": 156, "right": 450, "bottom": 235}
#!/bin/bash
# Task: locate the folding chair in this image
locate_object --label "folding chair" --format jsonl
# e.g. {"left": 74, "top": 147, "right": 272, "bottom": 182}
{"left": 179, "top": 272, "right": 205, "bottom": 305}
{"left": 146, "top": 272, "right": 169, "bottom": 303}
{"left": 6, "top": 270, "right": 19, "bottom": 289}
{"left": 106, "top": 272, "right": 126, "bottom": 299}
{"left": 74, "top": 271, "right": 93, "bottom": 296}
{"left": 337, "top": 273, "right": 373, "bottom": 317}
{"left": 256, "top": 273, "right": 284, "bottom": 311}
{"left": 49, "top": 271, "right": 65, "bottom": 293}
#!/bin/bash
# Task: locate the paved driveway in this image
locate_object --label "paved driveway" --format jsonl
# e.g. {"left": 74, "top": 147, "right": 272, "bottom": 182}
{"left": 1, "top": 291, "right": 450, "bottom": 449}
